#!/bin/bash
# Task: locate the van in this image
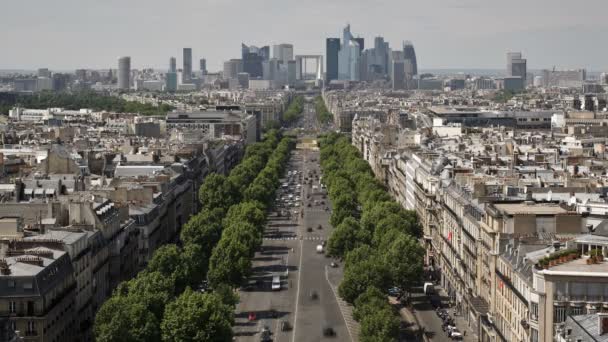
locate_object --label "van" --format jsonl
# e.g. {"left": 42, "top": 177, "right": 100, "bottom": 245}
{"left": 424, "top": 282, "right": 435, "bottom": 295}
{"left": 271, "top": 276, "right": 281, "bottom": 291}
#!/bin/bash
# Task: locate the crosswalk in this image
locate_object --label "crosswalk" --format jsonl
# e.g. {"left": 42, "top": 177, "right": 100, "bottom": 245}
{"left": 263, "top": 236, "right": 325, "bottom": 241}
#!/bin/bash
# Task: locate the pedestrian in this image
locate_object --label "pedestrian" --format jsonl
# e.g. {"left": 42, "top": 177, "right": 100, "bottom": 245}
{"left": 464, "top": 330, "right": 467, "bottom": 337}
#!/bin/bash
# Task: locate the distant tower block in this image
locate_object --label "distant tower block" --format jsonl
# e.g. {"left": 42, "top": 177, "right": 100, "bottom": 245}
{"left": 118, "top": 56, "right": 131, "bottom": 90}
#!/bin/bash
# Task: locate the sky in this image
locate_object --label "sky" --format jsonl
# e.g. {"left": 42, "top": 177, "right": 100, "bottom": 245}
{"left": 2, "top": 0, "right": 608, "bottom": 72}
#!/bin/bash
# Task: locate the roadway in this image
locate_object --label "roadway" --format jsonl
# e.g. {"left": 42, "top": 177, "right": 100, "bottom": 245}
{"left": 233, "top": 100, "right": 350, "bottom": 342}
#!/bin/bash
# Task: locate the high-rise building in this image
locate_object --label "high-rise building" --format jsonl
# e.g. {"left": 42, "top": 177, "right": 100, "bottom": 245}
{"left": 117, "top": 56, "right": 131, "bottom": 90}
{"left": 392, "top": 60, "right": 406, "bottom": 90}
{"left": 507, "top": 52, "right": 527, "bottom": 83}
{"left": 263, "top": 58, "right": 280, "bottom": 83}
{"left": 182, "top": 48, "right": 192, "bottom": 83}
{"left": 223, "top": 59, "right": 243, "bottom": 79}
{"left": 326, "top": 38, "right": 340, "bottom": 82}
{"left": 165, "top": 72, "right": 177, "bottom": 91}
{"left": 353, "top": 37, "right": 364, "bottom": 52}
{"left": 338, "top": 24, "right": 361, "bottom": 81}
{"left": 169, "top": 57, "right": 176, "bottom": 73}
{"left": 272, "top": 44, "right": 294, "bottom": 64}
{"left": 237, "top": 72, "right": 250, "bottom": 89}
{"left": 37, "top": 68, "right": 51, "bottom": 78}
{"left": 200, "top": 58, "right": 207, "bottom": 74}
{"left": 403, "top": 41, "right": 418, "bottom": 76}
{"left": 287, "top": 60, "right": 297, "bottom": 87}
{"left": 241, "top": 44, "right": 265, "bottom": 78}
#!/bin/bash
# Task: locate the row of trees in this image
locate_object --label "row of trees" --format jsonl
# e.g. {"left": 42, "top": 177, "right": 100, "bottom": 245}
{"left": 0, "top": 91, "right": 174, "bottom": 116}
{"left": 282, "top": 95, "right": 304, "bottom": 124}
{"left": 319, "top": 132, "right": 424, "bottom": 342}
{"left": 314, "top": 96, "right": 332, "bottom": 124}
{"left": 94, "top": 130, "right": 294, "bottom": 342}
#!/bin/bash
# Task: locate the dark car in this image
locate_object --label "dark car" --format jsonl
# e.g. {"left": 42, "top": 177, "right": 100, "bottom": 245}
{"left": 323, "top": 326, "right": 336, "bottom": 337}
{"left": 260, "top": 325, "right": 272, "bottom": 342}
{"left": 280, "top": 321, "right": 291, "bottom": 331}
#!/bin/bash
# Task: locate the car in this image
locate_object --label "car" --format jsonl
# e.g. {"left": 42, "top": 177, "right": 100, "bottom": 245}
{"left": 307, "top": 227, "right": 313, "bottom": 232}
{"left": 317, "top": 224, "right": 323, "bottom": 230}
{"left": 388, "top": 287, "right": 401, "bottom": 296}
{"left": 260, "top": 325, "right": 272, "bottom": 341}
{"left": 280, "top": 321, "right": 291, "bottom": 331}
{"left": 244, "top": 279, "right": 259, "bottom": 290}
{"left": 271, "top": 276, "right": 281, "bottom": 291}
{"left": 322, "top": 326, "right": 336, "bottom": 337}
{"left": 330, "top": 262, "right": 338, "bottom": 268}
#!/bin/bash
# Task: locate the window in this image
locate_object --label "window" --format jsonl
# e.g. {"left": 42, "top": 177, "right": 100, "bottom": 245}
{"left": 23, "top": 282, "right": 33, "bottom": 290}
{"left": 570, "top": 305, "right": 584, "bottom": 316}
{"left": 554, "top": 305, "right": 566, "bottom": 323}
{"left": 531, "top": 328, "right": 539, "bottom": 342}
{"left": 7, "top": 280, "right": 15, "bottom": 288}
{"left": 8, "top": 301, "right": 15, "bottom": 313}
{"left": 27, "top": 321, "right": 36, "bottom": 334}
{"left": 530, "top": 302, "right": 539, "bottom": 321}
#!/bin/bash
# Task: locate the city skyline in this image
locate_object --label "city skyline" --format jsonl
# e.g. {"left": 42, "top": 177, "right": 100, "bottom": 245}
{"left": 2, "top": 0, "right": 608, "bottom": 71}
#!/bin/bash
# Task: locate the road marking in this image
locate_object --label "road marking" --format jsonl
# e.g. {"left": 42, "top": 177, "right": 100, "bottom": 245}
{"left": 325, "top": 265, "right": 355, "bottom": 342}
{"left": 291, "top": 181, "right": 305, "bottom": 341}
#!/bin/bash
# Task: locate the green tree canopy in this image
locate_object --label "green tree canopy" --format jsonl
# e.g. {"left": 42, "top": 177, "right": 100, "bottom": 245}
{"left": 198, "top": 173, "right": 238, "bottom": 212}
{"left": 359, "top": 307, "right": 400, "bottom": 342}
{"left": 95, "top": 296, "right": 161, "bottom": 342}
{"left": 327, "top": 217, "right": 370, "bottom": 258}
{"left": 161, "top": 288, "right": 234, "bottom": 342}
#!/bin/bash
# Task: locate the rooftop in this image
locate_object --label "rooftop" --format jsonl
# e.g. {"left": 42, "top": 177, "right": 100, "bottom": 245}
{"left": 493, "top": 202, "right": 568, "bottom": 216}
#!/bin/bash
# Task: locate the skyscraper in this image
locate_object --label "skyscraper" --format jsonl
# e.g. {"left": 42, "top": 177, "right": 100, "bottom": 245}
{"left": 165, "top": 72, "right": 177, "bottom": 92}
{"left": 353, "top": 38, "right": 364, "bottom": 52}
{"left": 403, "top": 41, "right": 418, "bottom": 76}
{"left": 242, "top": 44, "right": 264, "bottom": 78}
{"left": 182, "top": 48, "right": 192, "bottom": 83}
{"left": 272, "top": 44, "right": 294, "bottom": 64}
{"left": 338, "top": 24, "right": 361, "bottom": 81}
{"left": 169, "top": 57, "right": 176, "bottom": 73}
{"left": 117, "top": 56, "right": 131, "bottom": 90}
{"left": 392, "top": 60, "right": 406, "bottom": 90}
{"left": 326, "top": 38, "right": 340, "bottom": 82}
{"left": 507, "top": 52, "right": 527, "bottom": 82}
{"left": 200, "top": 58, "right": 207, "bottom": 74}
{"left": 223, "top": 59, "right": 243, "bottom": 79}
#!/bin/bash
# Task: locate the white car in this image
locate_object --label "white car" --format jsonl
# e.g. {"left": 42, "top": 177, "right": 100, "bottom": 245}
{"left": 271, "top": 276, "right": 281, "bottom": 291}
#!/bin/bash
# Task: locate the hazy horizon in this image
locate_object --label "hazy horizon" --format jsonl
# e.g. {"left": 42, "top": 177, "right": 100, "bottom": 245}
{"left": 2, "top": 0, "right": 607, "bottom": 72}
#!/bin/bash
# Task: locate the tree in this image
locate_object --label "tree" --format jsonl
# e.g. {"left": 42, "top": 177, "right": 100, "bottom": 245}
{"left": 352, "top": 286, "right": 387, "bottom": 321}
{"left": 327, "top": 217, "right": 370, "bottom": 258}
{"left": 338, "top": 254, "right": 391, "bottom": 304}
{"left": 161, "top": 288, "right": 234, "bottom": 342}
{"left": 223, "top": 201, "right": 266, "bottom": 232}
{"left": 383, "top": 234, "right": 425, "bottom": 291}
{"left": 198, "top": 174, "right": 237, "bottom": 212}
{"left": 118, "top": 271, "right": 176, "bottom": 318}
{"left": 359, "top": 307, "right": 400, "bottom": 342}
{"left": 147, "top": 244, "right": 183, "bottom": 278}
{"left": 207, "top": 238, "right": 252, "bottom": 288}
{"left": 330, "top": 194, "right": 358, "bottom": 227}
{"left": 95, "top": 296, "right": 161, "bottom": 342}
{"left": 180, "top": 207, "right": 225, "bottom": 251}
